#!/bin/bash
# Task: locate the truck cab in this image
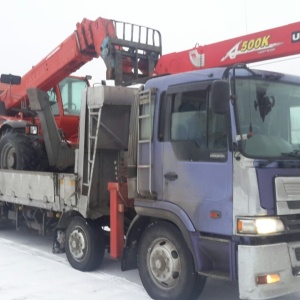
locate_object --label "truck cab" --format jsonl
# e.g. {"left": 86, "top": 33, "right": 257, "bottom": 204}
{"left": 126, "top": 65, "right": 300, "bottom": 299}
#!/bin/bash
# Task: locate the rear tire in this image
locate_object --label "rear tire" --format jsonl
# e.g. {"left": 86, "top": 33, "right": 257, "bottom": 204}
{"left": 0, "top": 130, "right": 37, "bottom": 170}
{"left": 138, "top": 221, "right": 206, "bottom": 300}
{"left": 31, "top": 136, "right": 49, "bottom": 171}
{"left": 65, "top": 216, "right": 106, "bottom": 271}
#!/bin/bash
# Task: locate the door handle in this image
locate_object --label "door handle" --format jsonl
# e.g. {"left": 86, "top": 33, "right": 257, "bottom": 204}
{"left": 164, "top": 172, "right": 178, "bottom": 181}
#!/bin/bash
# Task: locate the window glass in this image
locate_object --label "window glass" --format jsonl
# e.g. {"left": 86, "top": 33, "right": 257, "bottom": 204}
{"left": 47, "top": 88, "right": 59, "bottom": 116}
{"left": 163, "top": 85, "right": 227, "bottom": 161}
{"left": 235, "top": 78, "right": 300, "bottom": 158}
{"left": 59, "top": 77, "right": 88, "bottom": 116}
{"left": 291, "top": 106, "right": 300, "bottom": 144}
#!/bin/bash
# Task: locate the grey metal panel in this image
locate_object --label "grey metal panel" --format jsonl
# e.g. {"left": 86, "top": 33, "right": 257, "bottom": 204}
{"left": 77, "top": 85, "right": 138, "bottom": 216}
{"left": 87, "top": 85, "right": 137, "bottom": 107}
{"left": 0, "top": 194, "right": 61, "bottom": 211}
{"left": 232, "top": 155, "right": 267, "bottom": 233}
{"left": 27, "top": 88, "right": 75, "bottom": 170}
{"left": 86, "top": 86, "right": 138, "bottom": 150}
{"left": 238, "top": 243, "right": 300, "bottom": 299}
{"left": 275, "top": 177, "right": 300, "bottom": 215}
{"left": 0, "top": 170, "right": 55, "bottom": 203}
{"left": 0, "top": 170, "right": 78, "bottom": 213}
{"left": 58, "top": 173, "right": 77, "bottom": 207}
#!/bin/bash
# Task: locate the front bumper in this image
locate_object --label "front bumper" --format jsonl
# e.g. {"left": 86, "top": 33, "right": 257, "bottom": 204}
{"left": 238, "top": 242, "right": 300, "bottom": 299}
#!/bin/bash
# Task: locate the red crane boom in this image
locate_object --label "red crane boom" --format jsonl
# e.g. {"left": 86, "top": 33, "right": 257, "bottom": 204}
{"left": 153, "top": 22, "right": 300, "bottom": 75}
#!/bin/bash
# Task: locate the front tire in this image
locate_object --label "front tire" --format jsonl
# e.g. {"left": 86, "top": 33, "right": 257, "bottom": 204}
{"left": 65, "top": 216, "right": 106, "bottom": 271}
{"left": 0, "top": 131, "right": 37, "bottom": 170}
{"left": 138, "top": 221, "right": 206, "bottom": 300}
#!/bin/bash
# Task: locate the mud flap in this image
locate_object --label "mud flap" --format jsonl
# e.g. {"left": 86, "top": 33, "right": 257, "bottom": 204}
{"left": 52, "top": 229, "right": 66, "bottom": 254}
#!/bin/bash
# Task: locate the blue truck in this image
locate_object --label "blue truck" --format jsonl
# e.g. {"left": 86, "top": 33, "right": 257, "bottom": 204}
{"left": 1, "top": 19, "right": 300, "bottom": 300}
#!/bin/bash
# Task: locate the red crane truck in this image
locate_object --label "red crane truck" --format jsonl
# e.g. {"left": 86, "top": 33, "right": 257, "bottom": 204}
{"left": 2, "top": 19, "right": 300, "bottom": 300}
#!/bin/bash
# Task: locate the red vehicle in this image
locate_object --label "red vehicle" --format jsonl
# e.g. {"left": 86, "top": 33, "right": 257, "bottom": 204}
{"left": 0, "top": 17, "right": 162, "bottom": 170}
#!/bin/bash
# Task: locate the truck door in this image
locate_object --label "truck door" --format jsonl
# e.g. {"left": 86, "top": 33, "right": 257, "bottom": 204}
{"left": 160, "top": 81, "right": 233, "bottom": 235}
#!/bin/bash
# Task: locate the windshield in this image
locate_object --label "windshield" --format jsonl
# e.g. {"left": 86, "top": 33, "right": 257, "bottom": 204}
{"left": 235, "top": 78, "right": 300, "bottom": 158}
{"left": 47, "top": 77, "right": 88, "bottom": 116}
{"left": 59, "top": 77, "right": 87, "bottom": 116}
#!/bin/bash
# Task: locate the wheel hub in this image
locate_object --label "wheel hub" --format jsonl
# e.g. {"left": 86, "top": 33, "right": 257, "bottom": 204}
{"left": 149, "top": 240, "right": 181, "bottom": 287}
{"left": 154, "top": 257, "right": 166, "bottom": 270}
{"left": 69, "top": 229, "right": 86, "bottom": 261}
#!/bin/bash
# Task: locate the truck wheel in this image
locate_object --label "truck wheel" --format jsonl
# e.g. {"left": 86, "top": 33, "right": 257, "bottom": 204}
{"left": 190, "top": 273, "right": 207, "bottom": 300}
{"left": 138, "top": 221, "right": 206, "bottom": 300}
{"left": 0, "top": 131, "right": 36, "bottom": 170}
{"left": 65, "top": 216, "right": 106, "bottom": 271}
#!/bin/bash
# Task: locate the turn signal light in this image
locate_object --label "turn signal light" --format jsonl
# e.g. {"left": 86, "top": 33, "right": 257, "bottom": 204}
{"left": 256, "top": 273, "right": 280, "bottom": 285}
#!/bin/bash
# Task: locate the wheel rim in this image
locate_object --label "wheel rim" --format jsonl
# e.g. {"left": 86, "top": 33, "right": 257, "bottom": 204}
{"left": 68, "top": 227, "right": 87, "bottom": 261}
{"left": 1, "top": 143, "right": 16, "bottom": 169}
{"left": 148, "top": 238, "right": 181, "bottom": 288}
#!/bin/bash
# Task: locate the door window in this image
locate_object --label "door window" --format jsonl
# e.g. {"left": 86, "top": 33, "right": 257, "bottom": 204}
{"left": 160, "top": 83, "right": 227, "bottom": 161}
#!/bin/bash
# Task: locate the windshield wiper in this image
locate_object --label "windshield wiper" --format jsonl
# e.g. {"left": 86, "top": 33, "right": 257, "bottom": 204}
{"left": 256, "top": 159, "right": 278, "bottom": 167}
{"left": 281, "top": 150, "right": 300, "bottom": 157}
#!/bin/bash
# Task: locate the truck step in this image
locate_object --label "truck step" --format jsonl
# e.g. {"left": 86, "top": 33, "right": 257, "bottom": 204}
{"left": 199, "top": 270, "right": 230, "bottom": 280}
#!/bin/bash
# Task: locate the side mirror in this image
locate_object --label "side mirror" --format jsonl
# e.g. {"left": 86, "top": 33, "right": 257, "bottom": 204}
{"left": 211, "top": 80, "right": 230, "bottom": 115}
{"left": 0, "top": 74, "right": 21, "bottom": 85}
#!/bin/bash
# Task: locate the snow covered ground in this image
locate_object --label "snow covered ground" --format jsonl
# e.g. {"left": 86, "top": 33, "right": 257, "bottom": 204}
{"left": 0, "top": 226, "right": 299, "bottom": 300}
{"left": 0, "top": 232, "right": 149, "bottom": 300}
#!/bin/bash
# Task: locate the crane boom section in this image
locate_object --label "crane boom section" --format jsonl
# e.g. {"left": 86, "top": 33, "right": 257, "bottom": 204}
{"left": 0, "top": 17, "right": 117, "bottom": 110}
{"left": 154, "top": 22, "right": 300, "bottom": 75}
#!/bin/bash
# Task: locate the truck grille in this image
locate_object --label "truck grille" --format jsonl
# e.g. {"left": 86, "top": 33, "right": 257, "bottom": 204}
{"left": 275, "top": 177, "right": 300, "bottom": 215}
{"left": 287, "top": 201, "right": 300, "bottom": 209}
{"left": 281, "top": 215, "right": 300, "bottom": 232}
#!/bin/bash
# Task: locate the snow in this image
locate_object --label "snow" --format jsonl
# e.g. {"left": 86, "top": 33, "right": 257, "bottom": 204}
{"left": 0, "top": 233, "right": 150, "bottom": 300}
{"left": 1, "top": 227, "right": 300, "bottom": 300}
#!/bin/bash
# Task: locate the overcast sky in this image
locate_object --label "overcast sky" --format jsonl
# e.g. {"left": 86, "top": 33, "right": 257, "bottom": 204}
{"left": 1, "top": 0, "right": 300, "bottom": 84}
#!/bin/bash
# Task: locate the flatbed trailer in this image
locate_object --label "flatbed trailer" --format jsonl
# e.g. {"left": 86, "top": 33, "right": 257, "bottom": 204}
{"left": 0, "top": 85, "right": 136, "bottom": 257}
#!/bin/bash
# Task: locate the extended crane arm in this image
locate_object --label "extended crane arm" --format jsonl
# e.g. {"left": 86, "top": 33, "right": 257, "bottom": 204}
{"left": 153, "top": 22, "right": 300, "bottom": 75}
{"left": 0, "top": 17, "right": 162, "bottom": 111}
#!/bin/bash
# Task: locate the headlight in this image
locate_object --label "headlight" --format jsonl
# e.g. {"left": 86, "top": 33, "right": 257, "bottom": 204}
{"left": 25, "top": 125, "right": 38, "bottom": 135}
{"left": 237, "top": 217, "right": 285, "bottom": 235}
